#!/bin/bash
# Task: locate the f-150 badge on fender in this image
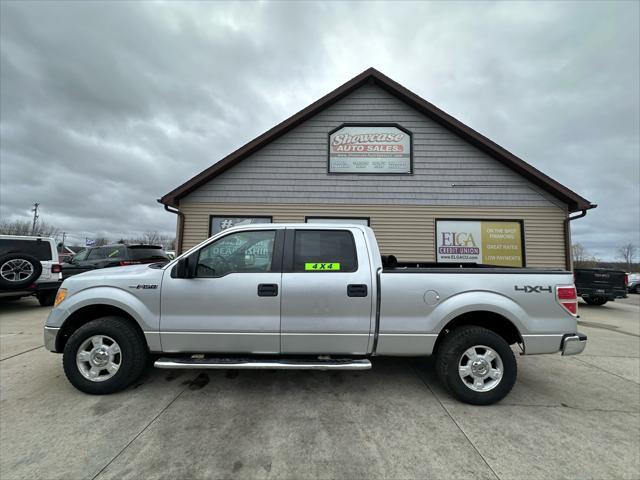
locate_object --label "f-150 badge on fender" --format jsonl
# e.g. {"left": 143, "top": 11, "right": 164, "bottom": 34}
{"left": 514, "top": 285, "right": 552, "bottom": 293}
{"left": 128, "top": 284, "right": 158, "bottom": 289}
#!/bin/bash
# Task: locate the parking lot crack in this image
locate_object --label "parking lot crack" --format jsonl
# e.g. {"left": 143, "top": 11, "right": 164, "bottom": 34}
{"left": 0, "top": 345, "right": 43, "bottom": 361}
{"left": 494, "top": 402, "right": 638, "bottom": 414}
{"left": 411, "top": 363, "right": 501, "bottom": 480}
{"left": 91, "top": 386, "right": 189, "bottom": 480}
{"left": 573, "top": 357, "right": 640, "bottom": 385}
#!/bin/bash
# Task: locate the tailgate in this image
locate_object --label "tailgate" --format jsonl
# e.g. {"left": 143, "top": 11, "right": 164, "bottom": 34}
{"left": 575, "top": 269, "right": 626, "bottom": 294}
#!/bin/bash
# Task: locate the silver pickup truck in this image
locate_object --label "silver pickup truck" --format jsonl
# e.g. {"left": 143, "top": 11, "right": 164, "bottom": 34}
{"left": 45, "top": 224, "right": 586, "bottom": 405}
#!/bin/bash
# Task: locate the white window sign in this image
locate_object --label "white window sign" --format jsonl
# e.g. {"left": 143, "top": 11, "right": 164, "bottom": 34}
{"left": 210, "top": 216, "right": 272, "bottom": 235}
{"left": 329, "top": 125, "right": 411, "bottom": 173}
{"left": 306, "top": 217, "right": 370, "bottom": 226}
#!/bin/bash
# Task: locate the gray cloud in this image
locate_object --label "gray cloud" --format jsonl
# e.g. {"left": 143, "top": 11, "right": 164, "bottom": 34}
{"left": 1, "top": 1, "right": 638, "bottom": 259}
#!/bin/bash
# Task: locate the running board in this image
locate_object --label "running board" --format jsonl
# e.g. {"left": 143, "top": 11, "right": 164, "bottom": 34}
{"left": 154, "top": 357, "right": 372, "bottom": 371}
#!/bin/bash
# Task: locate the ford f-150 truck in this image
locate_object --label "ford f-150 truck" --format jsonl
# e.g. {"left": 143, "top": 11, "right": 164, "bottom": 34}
{"left": 45, "top": 224, "right": 586, "bottom": 405}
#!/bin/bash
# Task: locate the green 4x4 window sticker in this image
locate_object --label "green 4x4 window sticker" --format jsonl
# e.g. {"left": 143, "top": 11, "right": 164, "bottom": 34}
{"left": 305, "top": 262, "right": 341, "bottom": 271}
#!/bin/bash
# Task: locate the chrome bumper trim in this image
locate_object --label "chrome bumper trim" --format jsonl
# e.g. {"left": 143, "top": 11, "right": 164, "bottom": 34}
{"left": 44, "top": 327, "right": 60, "bottom": 352}
{"left": 561, "top": 332, "right": 587, "bottom": 356}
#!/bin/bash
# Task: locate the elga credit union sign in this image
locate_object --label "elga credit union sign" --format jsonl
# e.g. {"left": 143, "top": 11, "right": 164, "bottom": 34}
{"left": 436, "top": 220, "right": 524, "bottom": 267}
{"left": 329, "top": 125, "right": 412, "bottom": 173}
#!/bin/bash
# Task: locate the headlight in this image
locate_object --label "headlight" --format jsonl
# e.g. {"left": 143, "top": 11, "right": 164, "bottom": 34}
{"left": 54, "top": 288, "right": 67, "bottom": 307}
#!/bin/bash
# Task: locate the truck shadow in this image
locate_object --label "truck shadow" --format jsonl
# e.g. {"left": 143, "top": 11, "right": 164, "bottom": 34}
{"left": 143, "top": 356, "right": 443, "bottom": 397}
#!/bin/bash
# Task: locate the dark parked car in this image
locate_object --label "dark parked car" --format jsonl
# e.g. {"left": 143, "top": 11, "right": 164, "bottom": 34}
{"left": 627, "top": 273, "right": 640, "bottom": 294}
{"left": 62, "top": 244, "right": 169, "bottom": 279}
{"left": 574, "top": 268, "right": 628, "bottom": 306}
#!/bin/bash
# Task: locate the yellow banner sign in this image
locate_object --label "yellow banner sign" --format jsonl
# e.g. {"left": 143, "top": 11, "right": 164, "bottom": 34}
{"left": 480, "top": 222, "right": 523, "bottom": 267}
{"left": 305, "top": 262, "right": 341, "bottom": 271}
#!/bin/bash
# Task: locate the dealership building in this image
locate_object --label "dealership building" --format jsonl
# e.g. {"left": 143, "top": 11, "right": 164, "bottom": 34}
{"left": 160, "top": 68, "right": 595, "bottom": 269}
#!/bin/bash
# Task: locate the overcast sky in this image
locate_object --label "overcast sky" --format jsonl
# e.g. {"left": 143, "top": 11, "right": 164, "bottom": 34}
{"left": 1, "top": 1, "right": 638, "bottom": 259}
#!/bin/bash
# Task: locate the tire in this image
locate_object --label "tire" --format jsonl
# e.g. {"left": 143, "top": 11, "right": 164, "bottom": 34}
{"left": 63, "top": 316, "right": 148, "bottom": 394}
{"left": 436, "top": 326, "right": 517, "bottom": 405}
{"left": 0, "top": 253, "right": 42, "bottom": 290}
{"left": 584, "top": 297, "right": 608, "bottom": 306}
{"left": 37, "top": 291, "right": 57, "bottom": 307}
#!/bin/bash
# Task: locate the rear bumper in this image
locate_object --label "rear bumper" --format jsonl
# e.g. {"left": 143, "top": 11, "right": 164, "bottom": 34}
{"left": 561, "top": 332, "right": 587, "bottom": 356}
{"left": 0, "top": 281, "right": 60, "bottom": 298}
{"left": 35, "top": 281, "right": 62, "bottom": 293}
{"left": 579, "top": 289, "right": 627, "bottom": 300}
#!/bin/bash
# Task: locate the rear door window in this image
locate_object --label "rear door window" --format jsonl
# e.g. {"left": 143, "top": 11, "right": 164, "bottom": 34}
{"left": 0, "top": 239, "right": 52, "bottom": 261}
{"left": 86, "top": 248, "right": 106, "bottom": 260}
{"left": 292, "top": 230, "right": 357, "bottom": 272}
{"left": 127, "top": 248, "right": 168, "bottom": 261}
{"left": 104, "top": 246, "right": 125, "bottom": 259}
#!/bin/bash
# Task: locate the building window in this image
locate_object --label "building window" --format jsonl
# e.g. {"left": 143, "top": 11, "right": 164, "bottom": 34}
{"left": 435, "top": 219, "right": 525, "bottom": 267}
{"left": 209, "top": 216, "right": 272, "bottom": 236}
{"left": 305, "top": 216, "right": 370, "bottom": 226}
{"left": 196, "top": 230, "right": 276, "bottom": 277}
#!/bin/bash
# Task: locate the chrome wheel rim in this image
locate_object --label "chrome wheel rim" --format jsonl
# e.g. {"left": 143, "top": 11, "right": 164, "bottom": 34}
{"left": 458, "top": 345, "right": 503, "bottom": 392}
{"left": 1, "top": 259, "right": 34, "bottom": 282}
{"left": 76, "top": 335, "right": 122, "bottom": 382}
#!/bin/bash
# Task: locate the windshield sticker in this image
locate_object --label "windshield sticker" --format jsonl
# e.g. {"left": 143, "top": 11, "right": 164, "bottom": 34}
{"left": 305, "top": 262, "right": 341, "bottom": 271}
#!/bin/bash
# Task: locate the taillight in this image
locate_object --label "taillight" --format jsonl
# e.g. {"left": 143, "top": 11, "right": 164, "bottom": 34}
{"left": 624, "top": 274, "right": 628, "bottom": 287}
{"left": 51, "top": 263, "right": 62, "bottom": 273}
{"left": 119, "top": 260, "right": 142, "bottom": 266}
{"left": 557, "top": 285, "right": 578, "bottom": 316}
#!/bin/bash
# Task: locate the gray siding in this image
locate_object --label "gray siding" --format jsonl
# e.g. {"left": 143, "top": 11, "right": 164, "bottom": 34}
{"left": 183, "top": 83, "right": 561, "bottom": 207}
{"left": 180, "top": 202, "right": 569, "bottom": 268}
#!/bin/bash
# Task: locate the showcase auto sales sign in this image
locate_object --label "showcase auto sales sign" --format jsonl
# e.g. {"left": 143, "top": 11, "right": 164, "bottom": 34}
{"left": 329, "top": 125, "right": 411, "bottom": 173}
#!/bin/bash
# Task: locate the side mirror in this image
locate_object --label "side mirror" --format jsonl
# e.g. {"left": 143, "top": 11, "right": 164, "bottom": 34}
{"left": 172, "top": 257, "right": 190, "bottom": 278}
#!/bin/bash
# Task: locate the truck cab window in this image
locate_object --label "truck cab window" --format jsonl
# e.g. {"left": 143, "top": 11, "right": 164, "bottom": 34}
{"left": 293, "top": 230, "right": 357, "bottom": 272}
{"left": 196, "top": 230, "right": 276, "bottom": 277}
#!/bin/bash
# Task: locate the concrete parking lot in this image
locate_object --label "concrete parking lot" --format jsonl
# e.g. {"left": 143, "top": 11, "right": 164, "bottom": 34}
{"left": 1, "top": 296, "right": 638, "bottom": 480}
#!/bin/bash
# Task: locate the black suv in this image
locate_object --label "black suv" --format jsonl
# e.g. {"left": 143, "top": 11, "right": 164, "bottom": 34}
{"left": 62, "top": 244, "right": 169, "bottom": 279}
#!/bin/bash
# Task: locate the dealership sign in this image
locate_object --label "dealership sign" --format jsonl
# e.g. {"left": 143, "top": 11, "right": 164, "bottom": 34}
{"left": 436, "top": 220, "right": 524, "bottom": 267}
{"left": 328, "top": 125, "right": 411, "bottom": 173}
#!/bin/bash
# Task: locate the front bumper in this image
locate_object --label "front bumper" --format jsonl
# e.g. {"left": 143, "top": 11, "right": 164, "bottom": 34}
{"left": 44, "top": 326, "right": 60, "bottom": 352}
{"left": 561, "top": 332, "right": 587, "bottom": 356}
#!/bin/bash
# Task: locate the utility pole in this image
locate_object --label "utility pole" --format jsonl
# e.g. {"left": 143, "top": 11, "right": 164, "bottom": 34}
{"left": 31, "top": 202, "right": 40, "bottom": 235}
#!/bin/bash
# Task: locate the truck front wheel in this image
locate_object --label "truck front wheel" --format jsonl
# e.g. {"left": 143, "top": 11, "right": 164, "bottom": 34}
{"left": 63, "top": 316, "right": 148, "bottom": 394}
{"left": 436, "top": 326, "right": 517, "bottom": 405}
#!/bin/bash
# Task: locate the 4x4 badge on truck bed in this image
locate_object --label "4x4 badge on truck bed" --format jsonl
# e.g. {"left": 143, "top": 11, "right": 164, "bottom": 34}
{"left": 514, "top": 285, "right": 552, "bottom": 293}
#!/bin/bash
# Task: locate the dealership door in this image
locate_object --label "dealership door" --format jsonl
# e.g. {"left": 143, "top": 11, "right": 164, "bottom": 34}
{"left": 280, "top": 228, "right": 373, "bottom": 355}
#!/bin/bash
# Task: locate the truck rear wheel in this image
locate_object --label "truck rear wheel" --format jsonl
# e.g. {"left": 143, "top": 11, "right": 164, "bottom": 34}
{"left": 436, "top": 326, "right": 516, "bottom": 405}
{"left": 63, "top": 316, "right": 148, "bottom": 394}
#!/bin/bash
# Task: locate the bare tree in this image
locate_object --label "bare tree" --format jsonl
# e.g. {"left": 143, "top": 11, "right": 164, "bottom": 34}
{"left": 572, "top": 243, "right": 589, "bottom": 263}
{"left": 617, "top": 243, "right": 637, "bottom": 268}
{"left": 0, "top": 219, "right": 60, "bottom": 237}
{"left": 93, "top": 237, "right": 110, "bottom": 246}
{"left": 572, "top": 242, "right": 600, "bottom": 267}
{"left": 130, "top": 231, "right": 175, "bottom": 250}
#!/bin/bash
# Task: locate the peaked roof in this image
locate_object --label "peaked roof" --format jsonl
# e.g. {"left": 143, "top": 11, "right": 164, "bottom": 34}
{"left": 160, "top": 67, "right": 594, "bottom": 213}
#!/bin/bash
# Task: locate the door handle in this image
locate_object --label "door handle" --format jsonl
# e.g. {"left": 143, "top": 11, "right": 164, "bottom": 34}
{"left": 347, "top": 284, "right": 368, "bottom": 297}
{"left": 257, "top": 283, "right": 278, "bottom": 297}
